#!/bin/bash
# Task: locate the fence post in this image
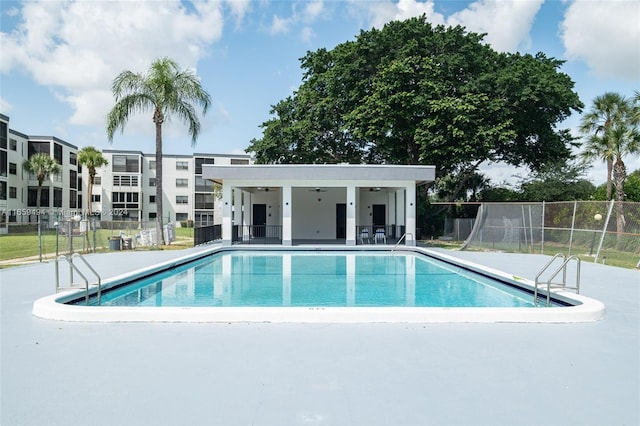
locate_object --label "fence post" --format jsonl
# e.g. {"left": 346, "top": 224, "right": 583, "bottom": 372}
{"left": 594, "top": 200, "right": 614, "bottom": 263}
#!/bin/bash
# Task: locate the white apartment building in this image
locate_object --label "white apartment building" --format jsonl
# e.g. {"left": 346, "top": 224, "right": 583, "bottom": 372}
{"left": 96, "top": 150, "right": 251, "bottom": 226}
{"left": 0, "top": 113, "right": 252, "bottom": 232}
{"left": 1, "top": 113, "right": 82, "bottom": 233}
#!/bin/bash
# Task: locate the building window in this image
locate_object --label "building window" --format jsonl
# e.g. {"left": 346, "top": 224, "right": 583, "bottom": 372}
{"left": 9, "top": 186, "right": 17, "bottom": 199}
{"left": 195, "top": 193, "right": 214, "bottom": 209}
{"left": 149, "top": 195, "right": 156, "bottom": 203}
{"left": 69, "top": 189, "right": 77, "bottom": 208}
{"left": 195, "top": 176, "right": 211, "bottom": 192}
{"left": 54, "top": 143, "right": 63, "bottom": 165}
{"left": 53, "top": 187, "right": 63, "bottom": 208}
{"left": 28, "top": 186, "right": 50, "bottom": 207}
{"left": 176, "top": 178, "right": 188, "bottom": 187}
{"left": 113, "top": 175, "right": 139, "bottom": 186}
{"left": 176, "top": 195, "right": 188, "bottom": 204}
{"left": 28, "top": 141, "right": 50, "bottom": 158}
{"left": 9, "top": 162, "right": 16, "bottom": 175}
{"left": 10, "top": 139, "right": 17, "bottom": 151}
{"left": 148, "top": 212, "right": 157, "bottom": 220}
{"left": 112, "top": 191, "right": 139, "bottom": 209}
{"left": 112, "top": 155, "right": 140, "bottom": 173}
{"left": 149, "top": 178, "right": 156, "bottom": 187}
{"left": 69, "top": 152, "right": 77, "bottom": 165}
{"left": 195, "top": 157, "right": 214, "bottom": 174}
{"left": 230, "top": 158, "right": 250, "bottom": 165}
{"left": 93, "top": 176, "right": 101, "bottom": 185}
{"left": 149, "top": 160, "right": 156, "bottom": 170}
{"left": 91, "top": 194, "right": 101, "bottom": 202}
{"left": 0, "top": 151, "right": 6, "bottom": 177}
{"left": 70, "top": 170, "right": 77, "bottom": 189}
{"left": 176, "top": 213, "right": 188, "bottom": 222}
{"left": 176, "top": 161, "right": 189, "bottom": 170}
{"left": 0, "top": 182, "right": 6, "bottom": 201}
{"left": 0, "top": 122, "right": 7, "bottom": 149}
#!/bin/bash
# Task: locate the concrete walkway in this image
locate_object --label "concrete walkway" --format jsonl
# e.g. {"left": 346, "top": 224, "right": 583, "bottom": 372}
{"left": 1, "top": 247, "right": 638, "bottom": 426}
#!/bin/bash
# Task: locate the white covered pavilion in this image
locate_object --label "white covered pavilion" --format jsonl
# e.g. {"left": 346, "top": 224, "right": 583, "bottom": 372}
{"left": 202, "top": 164, "right": 436, "bottom": 246}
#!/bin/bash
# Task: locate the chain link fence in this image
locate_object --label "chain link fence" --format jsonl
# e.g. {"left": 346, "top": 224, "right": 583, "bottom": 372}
{"left": 461, "top": 201, "right": 640, "bottom": 268}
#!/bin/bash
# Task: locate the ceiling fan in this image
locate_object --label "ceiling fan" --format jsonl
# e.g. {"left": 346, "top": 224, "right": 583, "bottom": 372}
{"left": 308, "top": 187, "right": 328, "bottom": 192}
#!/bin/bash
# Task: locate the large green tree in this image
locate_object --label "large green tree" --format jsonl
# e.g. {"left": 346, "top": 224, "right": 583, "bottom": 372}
{"left": 248, "top": 16, "right": 582, "bottom": 200}
{"left": 106, "top": 57, "right": 211, "bottom": 244}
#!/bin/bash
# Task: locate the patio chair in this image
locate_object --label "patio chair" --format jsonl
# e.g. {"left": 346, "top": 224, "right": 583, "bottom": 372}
{"left": 359, "top": 228, "right": 370, "bottom": 244}
{"left": 374, "top": 228, "right": 386, "bottom": 244}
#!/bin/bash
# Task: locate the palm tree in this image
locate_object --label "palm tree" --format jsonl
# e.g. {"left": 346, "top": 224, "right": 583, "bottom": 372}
{"left": 579, "top": 92, "right": 629, "bottom": 200}
{"left": 78, "top": 147, "right": 108, "bottom": 251}
{"left": 22, "top": 153, "right": 61, "bottom": 211}
{"left": 106, "top": 57, "right": 212, "bottom": 245}
{"left": 22, "top": 153, "right": 61, "bottom": 261}
{"left": 77, "top": 146, "right": 108, "bottom": 216}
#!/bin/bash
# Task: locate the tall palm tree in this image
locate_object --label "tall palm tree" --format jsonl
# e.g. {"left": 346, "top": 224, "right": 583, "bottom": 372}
{"left": 22, "top": 153, "right": 61, "bottom": 261}
{"left": 579, "top": 92, "right": 629, "bottom": 200}
{"left": 106, "top": 57, "right": 211, "bottom": 245}
{"left": 77, "top": 146, "right": 108, "bottom": 216}
{"left": 22, "top": 153, "right": 61, "bottom": 211}
{"left": 78, "top": 147, "right": 109, "bottom": 252}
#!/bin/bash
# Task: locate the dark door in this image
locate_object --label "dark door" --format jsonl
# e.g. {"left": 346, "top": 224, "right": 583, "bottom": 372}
{"left": 372, "top": 204, "right": 386, "bottom": 228}
{"left": 336, "top": 203, "right": 346, "bottom": 239}
{"left": 253, "top": 204, "right": 266, "bottom": 237}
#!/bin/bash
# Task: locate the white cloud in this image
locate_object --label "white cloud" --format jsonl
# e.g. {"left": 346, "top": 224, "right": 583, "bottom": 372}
{"left": 267, "top": 1, "right": 324, "bottom": 36}
{"left": 561, "top": 0, "right": 640, "bottom": 80}
{"left": 1, "top": 0, "right": 228, "bottom": 127}
{"left": 0, "top": 97, "right": 13, "bottom": 113}
{"left": 301, "top": 26, "right": 315, "bottom": 44}
{"left": 349, "top": 0, "right": 541, "bottom": 52}
{"left": 348, "top": 0, "right": 445, "bottom": 28}
{"left": 269, "top": 14, "right": 293, "bottom": 35}
{"left": 447, "top": 0, "right": 543, "bottom": 52}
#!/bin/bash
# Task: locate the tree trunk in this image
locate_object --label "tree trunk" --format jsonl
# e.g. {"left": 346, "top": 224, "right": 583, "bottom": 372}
{"left": 606, "top": 158, "right": 613, "bottom": 201}
{"left": 613, "top": 159, "right": 626, "bottom": 238}
{"left": 154, "top": 109, "right": 166, "bottom": 245}
{"left": 85, "top": 173, "right": 94, "bottom": 252}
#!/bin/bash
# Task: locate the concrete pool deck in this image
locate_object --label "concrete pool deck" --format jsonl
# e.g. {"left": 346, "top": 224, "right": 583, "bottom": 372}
{"left": 1, "top": 246, "right": 638, "bottom": 425}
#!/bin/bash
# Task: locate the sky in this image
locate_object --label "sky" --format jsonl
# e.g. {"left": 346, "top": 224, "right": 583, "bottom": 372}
{"left": 1, "top": 0, "right": 639, "bottom": 186}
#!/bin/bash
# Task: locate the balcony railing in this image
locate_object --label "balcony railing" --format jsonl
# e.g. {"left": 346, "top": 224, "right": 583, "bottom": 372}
{"left": 232, "top": 225, "right": 282, "bottom": 244}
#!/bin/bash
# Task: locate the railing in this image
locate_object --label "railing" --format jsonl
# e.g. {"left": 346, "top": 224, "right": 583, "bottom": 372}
{"left": 55, "top": 253, "right": 102, "bottom": 305}
{"left": 534, "top": 253, "right": 581, "bottom": 306}
{"left": 392, "top": 232, "right": 414, "bottom": 252}
{"left": 233, "top": 225, "right": 282, "bottom": 244}
{"left": 194, "top": 224, "right": 222, "bottom": 245}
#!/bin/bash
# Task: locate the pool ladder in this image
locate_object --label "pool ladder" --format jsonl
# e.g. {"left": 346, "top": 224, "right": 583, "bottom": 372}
{"left": 55, "top": 253, "right": 102, "bottom": 305}
{"left": 534, "top": 253, "right": 581, "bottom": 306}
{"left": 391, "top": 232, "right": 414, "bottom": 251}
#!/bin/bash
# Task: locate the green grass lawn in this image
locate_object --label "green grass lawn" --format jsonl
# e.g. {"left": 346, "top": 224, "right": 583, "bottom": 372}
{"left": 0, "top": 227, "right": 195, "bottom": 263}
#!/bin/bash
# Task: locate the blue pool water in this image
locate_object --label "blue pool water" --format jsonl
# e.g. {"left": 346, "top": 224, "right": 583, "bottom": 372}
{"left": 82, "top": 251, "right": 547, "bottom": 308}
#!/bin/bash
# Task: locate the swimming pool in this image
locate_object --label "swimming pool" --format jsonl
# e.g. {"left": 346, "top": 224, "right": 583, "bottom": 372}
{"left": 32, "top": 246, "right": 606, "bottom": 323}
{"left": 84, "top": 251, "right": 547, "bottom": 308}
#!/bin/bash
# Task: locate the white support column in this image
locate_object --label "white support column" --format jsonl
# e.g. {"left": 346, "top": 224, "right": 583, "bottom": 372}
{"left": 346, "top": 185, "right": 356, "bottom": 246}
{"left": 242, "top": 191, "right": 250, "bottom": 241}
{"left": 405, "top": 184, "right": 416, "bottom": 246}
{"left": 282, "top": 184, "right": 292, "bottom": 246}
{"left": 222, "top": 184, "right": 233, "bottom": 246}
{"left": 388, "top": 191, "right": 396, "bottom": 228}
{"left": 233, "top": 188, "right": 242, "bottom": 229}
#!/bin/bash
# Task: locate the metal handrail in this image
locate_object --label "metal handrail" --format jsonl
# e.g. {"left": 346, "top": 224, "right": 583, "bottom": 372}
{"left": 55, "top": 253, "right": 102, "bottom": 305}
{"left": 392, "top": 232, "right": 413, "bottom": 252}
{"left": 534, "top": 253, "right": 581, "bottom": 306}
